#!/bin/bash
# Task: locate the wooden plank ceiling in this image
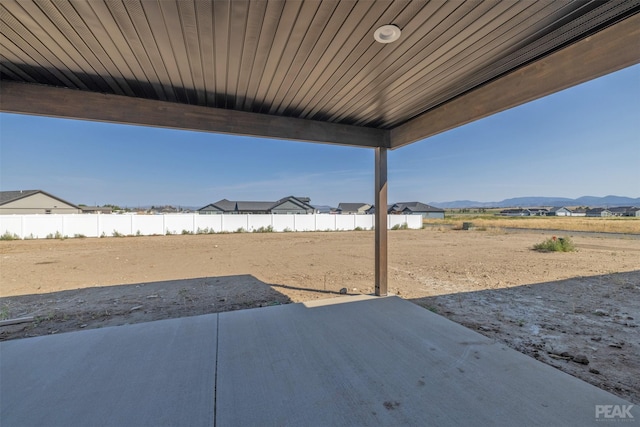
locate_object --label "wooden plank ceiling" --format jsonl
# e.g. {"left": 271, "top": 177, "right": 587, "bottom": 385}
{"left": 1, "top": 0, "right": 639, "bottom": 148}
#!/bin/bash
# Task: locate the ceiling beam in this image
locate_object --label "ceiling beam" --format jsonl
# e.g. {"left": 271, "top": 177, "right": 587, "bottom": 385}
{"left": 0, "top": 81, "right": 387, "bottom": 148}
{"left": 390, "top": 13, "right": 640, "bottom": 149}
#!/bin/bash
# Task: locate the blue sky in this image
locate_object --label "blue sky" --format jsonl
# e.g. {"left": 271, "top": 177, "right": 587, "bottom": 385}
{"left": 1, "top": 64, "right": 639, "bottom": 208}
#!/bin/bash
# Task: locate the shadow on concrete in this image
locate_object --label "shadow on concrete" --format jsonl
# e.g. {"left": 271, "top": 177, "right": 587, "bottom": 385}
{"left": 0, "top": 274, "right": 292, "bottom": 341}
{"left": 269, "top": 281, "right": 356, "bottom": 296}
{"left": 410, "top": 270, "right": 640, "bottom": 404}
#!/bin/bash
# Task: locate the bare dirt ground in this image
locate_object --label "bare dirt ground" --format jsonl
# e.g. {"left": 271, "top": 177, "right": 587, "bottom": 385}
{"left": 1, "top": 228, "right": 639, "bottom": 403}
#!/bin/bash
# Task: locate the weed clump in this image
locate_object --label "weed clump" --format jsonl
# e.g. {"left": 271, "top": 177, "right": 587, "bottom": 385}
{"left": 533, "top": 236, "right": 575, "bottom": 252}
{"left": 391, "top": 222, "right": 409, "bottom": 230}
{"left": 0, "top": 231, "right": 20, "bottom": 241}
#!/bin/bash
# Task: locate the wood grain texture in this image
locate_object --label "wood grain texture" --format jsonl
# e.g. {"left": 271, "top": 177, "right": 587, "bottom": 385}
{"left": 0, "top": 81, "right": 387, "bottom": 148}
{"left": 375, "top": 147, "right": 388, "bottom": 296}
{"left": 390, "top": 13, "right": 640, "bottom": 148}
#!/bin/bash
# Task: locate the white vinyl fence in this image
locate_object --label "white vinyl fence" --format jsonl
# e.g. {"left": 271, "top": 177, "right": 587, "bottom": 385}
{"left": 0, "top": 214, "right": 421, "bottom": 239}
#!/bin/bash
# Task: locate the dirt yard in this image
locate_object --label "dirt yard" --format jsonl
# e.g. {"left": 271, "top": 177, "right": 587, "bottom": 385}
{"left": 1, "top": 228, "right": 639, "bottom": 403}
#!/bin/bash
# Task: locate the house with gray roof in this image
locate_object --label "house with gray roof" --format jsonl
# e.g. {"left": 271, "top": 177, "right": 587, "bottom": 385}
{"left": 626, "top": 207, "right": 640, "bottom": 217}
{"left": 586, "top": 208, "right": 612, "bottom": 217}
{"left": 570, "top": 208, "right": 587, "bottom": 217}
{"left": 198, "top": 196, "right": 315, "bottom": 215}
{"left": 0, "top": 190, "right": 80, "bottom": 214}
{"left": 79, "top": 206, "right": 113, "bottom": 214}
{"left": 500, "top": 208, "right": 531, "bottom": 216}
{"left": 548, "top": 207, "right": 572, "bottom": 216}
{"left": 367, "top": 202, "right": 445, "bottom": 219}
{"left": 390, "top": 202, "right": 445, "bottom": 219}
{"left": 337, "top": 203, "right": 371, "bottom": 215}
{"left": 608, "top": 206, "right": 640, "bottom": 217}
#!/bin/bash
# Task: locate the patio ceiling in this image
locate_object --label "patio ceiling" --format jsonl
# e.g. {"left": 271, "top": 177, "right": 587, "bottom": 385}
{"left": 1, "top": 0, "right": 639, "bottom": 149}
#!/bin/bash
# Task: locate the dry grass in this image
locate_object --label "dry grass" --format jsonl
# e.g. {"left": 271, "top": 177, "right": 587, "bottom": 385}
{"left": 425, "top": 216, "right": 640, "bottom": 234}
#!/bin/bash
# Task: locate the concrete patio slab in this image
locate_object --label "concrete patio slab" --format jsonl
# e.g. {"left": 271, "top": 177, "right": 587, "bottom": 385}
{"left": 1, "top": 314, "right": 217, "bottom": 426}
{"left": 1, "top": 295, "right": 635, "bottom": 426}
{"left": 216, "top": 296, "right": 635, "bottom": 426}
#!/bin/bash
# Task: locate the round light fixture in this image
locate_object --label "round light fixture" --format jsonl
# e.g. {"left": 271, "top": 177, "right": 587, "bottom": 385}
{"left": 374, "top": 24, "right": 401, "bottom": 44}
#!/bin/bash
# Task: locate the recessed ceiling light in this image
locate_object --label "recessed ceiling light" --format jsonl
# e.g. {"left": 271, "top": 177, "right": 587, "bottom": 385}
{"left": 374, "top": 24, "right": 401, "bottom": 44}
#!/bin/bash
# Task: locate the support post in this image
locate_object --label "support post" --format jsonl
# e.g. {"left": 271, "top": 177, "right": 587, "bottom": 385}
{"left": 375, "top": 147, "right": 388, "bottom": 296}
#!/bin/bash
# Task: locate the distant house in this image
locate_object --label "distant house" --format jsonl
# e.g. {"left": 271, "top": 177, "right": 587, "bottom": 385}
{"left": 548, "top": 207, "right": 588, "bottom": 217}
{"left": 198, "top": 196, "right": 315, "bottom": 215}
{"left": 608, "top": 206, "right": 639, "bottom": 217}
{"left": 0, "top": 190, "right": 80, "bottom": 214}
{"left": 625, "top": 207, "right": 640, "bottom": 217}
{"left": 364, "top": 205, "right": 389, "bottom": 215}
{"left": 366, "top": 202, "right": 445, "bottom": 219}
{"left": 337, "top": 203, "right": 372, "bottom": 215}
{"left": 585, "top": 208, "right": 612, "bottom": 217}
{"left": 389, "top": 202, "right": 445, "bottom": 219}
{"left": 270, "top": 197, "right": 315, "bottom": 214}
{"left": 548, "top": 207, "right": 572, "bottom": 216}
{"left": 499, "top": 207, "right": 549, "bottom": 216}
{"left": 570, "top": 208, "right": 587, "bottom": 217}
{"left": 80, "top": 206, "right": 113, "bottom": 214}
{"left": 499, "top": 208, "right": 530, "bottom": 216}
{"left": 313, "top": 205, "right": 336, "bottom": 214}
{"left": 528, "top": 208, "right": 549, "bottom": 216}
{"left": 161, "top": 206, "right": 180, "bottom": 214}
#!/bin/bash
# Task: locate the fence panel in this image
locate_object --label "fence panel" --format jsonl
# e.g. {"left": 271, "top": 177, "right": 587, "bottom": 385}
{"left": 293, "top": 215, "right": 315, "bottom": 231}
{"left": 164, "top": 215, "right": 195, "bottom": 235}
{"left": 132, "top": 215, "right": 164, "bottom": 235}
{"left": 0, "top": 216, "right": 23, "bottom": 238}
{"left": 221, "top": 215, "right": 248, "bottom": 233}
{"left": 315, "top": 214, "right": 336, "bottom": 231}
{"left": 272, "top": 215, "right": 295, "bottom": 232}
{"left": 195, "top": 215, "right": 223, "bottom": 233}
{"left": 387, "top": 215, "right": 422, "bottom": 229}
{"left": 100, "top": 215, "right": 133, "bottom": 236}
{"left": 63, "top": 215, "right": 99, "bottom": 237}
{"left": 335, "top": 215, "right": 356, "bottom": 230}
{"left": 25, "top": 215, "right": 64, "bottom": 238}
{"left": 407, "top": 215, "right": 422, "bottom": 229}
{"left": 354, "top": 215, "right": 374, "bottom": 229}
{"left": 247, "top": 215, "right": 272, "bottom": 232}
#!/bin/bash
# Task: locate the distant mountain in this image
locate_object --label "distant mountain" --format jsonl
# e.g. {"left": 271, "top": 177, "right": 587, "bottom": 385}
{"left": 429, "top": 195, "right": 640, "bottom": 209}
{"left": 429, "top": 200, "right": 496, "bottom": 209}
{"left": 572, "top": 195, "right": 640, "bottom": 207}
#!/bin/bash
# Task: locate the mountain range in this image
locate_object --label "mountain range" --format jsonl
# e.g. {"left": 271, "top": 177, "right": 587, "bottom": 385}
{"left": 429, "top": 195, "right": 640, "bottom": 209}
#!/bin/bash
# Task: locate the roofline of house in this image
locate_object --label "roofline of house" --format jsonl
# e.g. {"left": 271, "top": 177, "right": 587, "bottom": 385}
{"left": 0, "top": 189, "right": 79, "bottom": 209}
